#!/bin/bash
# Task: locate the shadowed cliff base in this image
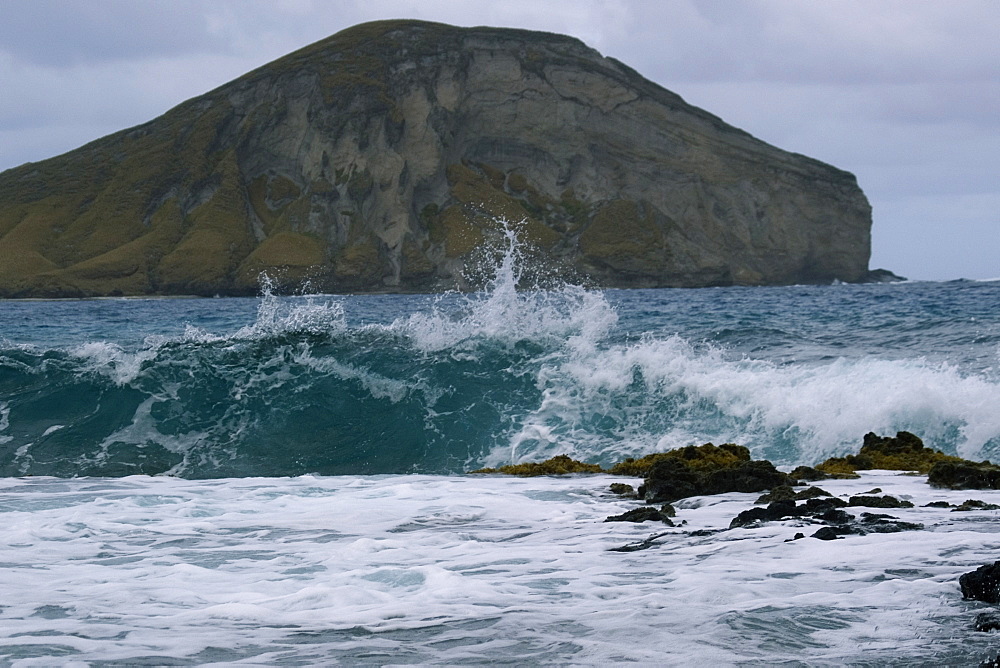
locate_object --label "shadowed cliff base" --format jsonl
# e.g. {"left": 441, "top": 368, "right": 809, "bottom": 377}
{"left": 0, "top": 20, "right": 880, "bottom": 298}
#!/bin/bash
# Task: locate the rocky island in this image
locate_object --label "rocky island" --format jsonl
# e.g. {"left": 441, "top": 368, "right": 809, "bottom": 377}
{"left": 0, "top": 20, "right": 883, "bottom": 298}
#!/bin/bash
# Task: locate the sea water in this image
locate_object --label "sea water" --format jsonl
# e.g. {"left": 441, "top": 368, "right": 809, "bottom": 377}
{"left": 1, "top": 235, "right": 999, "bottom": 665}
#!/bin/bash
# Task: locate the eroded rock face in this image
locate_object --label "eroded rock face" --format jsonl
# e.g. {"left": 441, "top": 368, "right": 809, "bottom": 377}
{"left": 0, "top": 20, "right": 874, "bottom": 297}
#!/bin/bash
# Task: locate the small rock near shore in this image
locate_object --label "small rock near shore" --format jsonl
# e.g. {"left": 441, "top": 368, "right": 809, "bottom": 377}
{"left": 960, "top": 561, "right": 1000, "bottom": 603}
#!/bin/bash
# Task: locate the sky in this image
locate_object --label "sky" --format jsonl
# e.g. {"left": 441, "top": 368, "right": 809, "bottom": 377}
{"left": 1, "top": 0, "right": 997, "bottom": 281}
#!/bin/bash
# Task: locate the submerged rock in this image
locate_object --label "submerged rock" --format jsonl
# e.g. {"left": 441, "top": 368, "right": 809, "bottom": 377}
{"left": 954, "top": 500, "right": 1000, "bottom": 512}
{"left": 607, "top": 531, "right": 674, "bottom": 553}
{"left": 729, "top": 498, "right": 921, "bottom": 538}
{"left": 730, "top": 498, "right": 850, "bottom": 529}
{"left": 609, "top": 483, "right": 636, "bottom": 497}
{"left": 976, "top": 612, "right": 1000, "bottom": 632}
{"left": 855, "top": 512, "right": 923, "bottom": 533}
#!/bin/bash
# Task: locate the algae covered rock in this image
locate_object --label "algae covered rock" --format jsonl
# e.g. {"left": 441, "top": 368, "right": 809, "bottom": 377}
{"left": 816, "top": 431, "right": 963, "bottom": 476}
{"left": 638, "top": 444, "right": 788, "bottom": 503}
{"left": 608, "top": 443, "right": 749, "bottom": 477}
{"left": 928, "top": 460, "right": 1000, "bottom": 490}
{"left": 470, "top": 454, "right": 602, "bottom": 476}
{"left": 609, "top": 483, "right": 637, "bottom": 497}
{"left": 789, "top": 465, "right": 835, "bottom": 482}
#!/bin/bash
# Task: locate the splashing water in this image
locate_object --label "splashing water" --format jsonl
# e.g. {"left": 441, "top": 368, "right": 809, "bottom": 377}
{"left": 0, "top": 224, "right": 998, "bottom": 477}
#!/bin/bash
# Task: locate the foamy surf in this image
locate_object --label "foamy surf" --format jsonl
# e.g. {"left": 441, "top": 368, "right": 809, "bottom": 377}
{"left": 0, "top": 226, "right": 998, "bottom": 477}
{"left": 0, "top": 471, "right": 995, "bottom": 665}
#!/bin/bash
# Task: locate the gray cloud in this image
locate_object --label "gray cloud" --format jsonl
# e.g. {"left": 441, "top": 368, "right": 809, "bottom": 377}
{"left": 0, "top": 0, "right": 224, "bottom": 66}
{"left": 0, "top": 0, "right": 996, "bottom": 279}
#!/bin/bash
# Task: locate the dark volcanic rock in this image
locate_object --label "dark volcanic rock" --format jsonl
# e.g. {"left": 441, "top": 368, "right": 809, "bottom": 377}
{"left": 847, "top": 495, "right": 914, "bottom": 509}
{"left": 728, "top": 497, "right": 921, "bottom": 538}
{"left": 816, "top": 507, "right": 854, "bottom": 524}
{"left": 730, "top": 500, "right": 803, "bottom": 528}
{"left": 954, "top": 499, "right": 1000, "bottom": 512}
{"left": 929, "top": 461, "right": 1000, "bottom": 490}
{"left": 756, "top": 485, "right": 831, "bottom": 504}
{"left": 789, "top": 465, "right": 832, "bottom": 482}
{"left": 609, "top": 483, "right": 636, "bottom": 498}
{"left": 0, "top": 19, "right": 875, "bottom": 298}
{"left": 975, "top": 612, "right": 1000, "bottom": 632}
{"left": 731, "top": 498, "right": 853, "bottom": 529}
{"left": 861, "top": 268, "right": 906, "bottom": 283}
{"left": 812, "top": 527, "right": 842, "bottom": 541}
{"left": 605, "top": 507, "right": 674, "bottom": 525}
{"left": 705, "top": 460, "right": 790, "bottom": 494}
{"left": 961, "top": 562, "right": 1000, "bottom": 603}
{"left": 641, "top": 458, "right": 703, "bottom": 503}
{"left": 643, "top": 457, "right": 789, "bottom": 504}
{"left": 756, "top": 485, "right": 798, "bottom": 504}
{"left": 856, "top": 512, "right": 923, "bottom": 533}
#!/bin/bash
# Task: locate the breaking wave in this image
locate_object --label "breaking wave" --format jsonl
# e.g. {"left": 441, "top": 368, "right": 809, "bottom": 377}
{"left": 1, "top": 228, "right": 998, "bottom": 477}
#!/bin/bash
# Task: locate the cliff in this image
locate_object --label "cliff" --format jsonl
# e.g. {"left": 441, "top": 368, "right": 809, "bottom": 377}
{"left": 0, "top": 20, "right": 874, "bottom": 297}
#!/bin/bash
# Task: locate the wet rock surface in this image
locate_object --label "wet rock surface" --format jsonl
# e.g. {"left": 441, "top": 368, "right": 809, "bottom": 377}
{"left": 962, "top": 562, "right": 1000, "bottom": 604}
{"left": 604, "top": 507, "right": 674, "bottom": 525}
{"left": 930, "top": 461, "right": 1000, "bottom": 490}
{"left": 975, "top": 612, "right": 1000, "bottom": 632}
{"left": 817, "top": 431, "right": 965, "bottom": 476}
{"left": 642, "top": 456, "right": 789, "bottom": 504}
{"left": 846, "top": 494, "right": 914, "bottom": 508}
{"left": 728, "top": 498, "right": 922, "bottom": 537}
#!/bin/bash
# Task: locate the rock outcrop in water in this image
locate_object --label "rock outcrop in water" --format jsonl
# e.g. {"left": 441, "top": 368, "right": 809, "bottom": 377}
{"left": 0, "top": 20, "right": 876, "bottom": 298}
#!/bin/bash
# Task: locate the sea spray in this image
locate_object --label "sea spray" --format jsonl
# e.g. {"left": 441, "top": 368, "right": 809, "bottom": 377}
{"left": 0, "top": 231, "right": 998, "bottom": 477}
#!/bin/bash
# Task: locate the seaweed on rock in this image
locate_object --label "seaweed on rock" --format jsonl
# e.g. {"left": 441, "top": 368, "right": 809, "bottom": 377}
{"left": 928, "top": 460, "right": 1000, "bottom": 490}
{"left": 815, "top": 431, "right": 964, "bottom": 476}
{"left": 470, "top": 454, "right": 603, "bottom": 476}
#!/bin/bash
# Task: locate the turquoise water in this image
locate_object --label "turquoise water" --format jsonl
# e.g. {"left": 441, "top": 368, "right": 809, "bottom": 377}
{"left": 1, "top": 245, "right": 997, "bottom": 478}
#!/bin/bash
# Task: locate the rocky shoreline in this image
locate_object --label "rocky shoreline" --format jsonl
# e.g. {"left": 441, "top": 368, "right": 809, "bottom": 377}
{"left": 473, "top": 431, "right": 1000, "bottom": 666}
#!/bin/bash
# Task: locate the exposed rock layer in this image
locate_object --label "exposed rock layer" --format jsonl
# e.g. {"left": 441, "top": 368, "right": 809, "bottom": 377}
{"left": 0, "top": 20, "right": 874, "bottom": 297}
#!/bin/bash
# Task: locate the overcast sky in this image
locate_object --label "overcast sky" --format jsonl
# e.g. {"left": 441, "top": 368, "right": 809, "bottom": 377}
{"left": 1, "top": 0, "right": 997, "bottom": 280}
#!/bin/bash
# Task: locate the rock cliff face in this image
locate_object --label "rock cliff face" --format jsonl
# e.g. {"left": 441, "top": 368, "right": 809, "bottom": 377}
{"left": 0, "top": 20, "right": 874, "bottom": 297}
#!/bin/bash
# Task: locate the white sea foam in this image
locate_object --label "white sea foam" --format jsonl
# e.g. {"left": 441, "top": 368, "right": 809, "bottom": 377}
{"left": 0, "top": 402, "right": 10, "bottom": 445}
{"left": 0, "top": 472, "right": 996, "bottom": 665}
{"left": 232, "top": 278, "right": 347, "bottom": 340}
{"left": 401, "top": 223, "right": 618, "bottom": 352}
{"left": 501, "top": 334, "right": 1000, "bottom": 466}
{"left": 67, "top": 340, "right": 161, "bottom": 386}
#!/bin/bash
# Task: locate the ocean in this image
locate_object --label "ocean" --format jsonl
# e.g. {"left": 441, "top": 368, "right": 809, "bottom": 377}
{"left": 1, "top": 233, "right": 999, "bottom": 665}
